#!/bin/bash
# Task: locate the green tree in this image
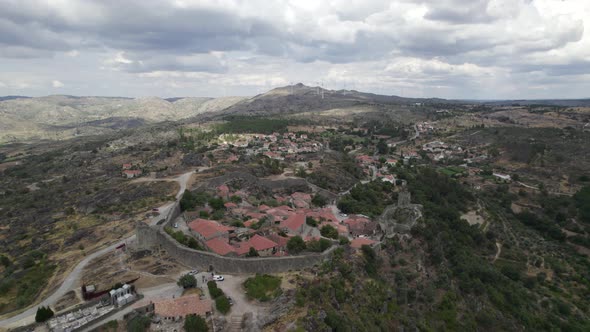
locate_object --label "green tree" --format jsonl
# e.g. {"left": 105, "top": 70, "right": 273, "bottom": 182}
{"left": 184, "top": 314, "right": 208, "bottom": 332}
{"left": 287, "top": 236, "right": 306, "bottom": 254}
{"left": 311, "top": 193, "right": 327, "bottom": 207}
{"left": 178, "top": 274, "right": 197, "bottom": 289}
{"left": 126, "top": 315, "right": 151, "bottom": 332}
{"left": 35, "top": 306, "right": 54, "bottom": 323}
{"left": 215, "top": 296, "right": 231, "bottom": 314}
{"left": 246, "top": 247, "right": 259, "bottom": 257}
{"left": 377, "top": 139, "right": 389, "bottom": 155}
{"left": 320, "top": 224, "right": 339, "bottom": 239}
{"left": 208, "top": 197, "right": 225, "bottom": 210}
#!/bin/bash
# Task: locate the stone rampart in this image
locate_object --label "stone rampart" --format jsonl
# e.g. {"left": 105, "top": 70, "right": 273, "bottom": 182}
{"left": 136, "top": 222, "right": 335, "bottom": 274}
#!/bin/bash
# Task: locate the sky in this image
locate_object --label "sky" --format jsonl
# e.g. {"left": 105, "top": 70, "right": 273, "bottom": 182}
{"left": 0, "top": 0, "right": 589, "bottom": 99}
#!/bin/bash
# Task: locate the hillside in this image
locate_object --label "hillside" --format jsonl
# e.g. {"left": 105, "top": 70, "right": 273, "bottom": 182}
{"left": 0, "top": 95, "right": 245, "bottom": 143}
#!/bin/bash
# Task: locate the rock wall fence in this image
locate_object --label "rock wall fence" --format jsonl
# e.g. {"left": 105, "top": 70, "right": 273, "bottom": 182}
{"left": 136, "top": 221, "right": 336, "bottom": 274}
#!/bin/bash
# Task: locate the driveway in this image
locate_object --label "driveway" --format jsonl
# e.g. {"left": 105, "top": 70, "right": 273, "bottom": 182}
{"left": 213, "top": 275, "right": 265, "bottom": 320}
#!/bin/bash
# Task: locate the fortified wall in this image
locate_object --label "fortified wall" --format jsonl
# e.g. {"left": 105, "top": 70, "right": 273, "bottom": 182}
{"left": 136, "top": 207, "right": 336, "bottom": 274}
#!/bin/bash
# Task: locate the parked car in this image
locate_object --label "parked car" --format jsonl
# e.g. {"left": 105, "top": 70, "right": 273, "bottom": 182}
{"left": 174, "top": 223, "right": 179, "bottom": 228}
{"left": 213, "top": 275, "right": 224, "bottom": 281}
{"left": 152, "top": 208, "right": 159, "bottom": 212}
{"left": 227, "top": 297, "right": 234, "bottom": 305}
{"left": 189, "top": 270, "right": 198, "bottom": 275}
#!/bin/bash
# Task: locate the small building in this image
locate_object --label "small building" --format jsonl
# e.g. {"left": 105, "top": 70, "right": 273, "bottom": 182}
{"left": 205, "top": 237, "right": 236, "bottom": 256}
{"left": 280, "top": 213, "right": 306, "bottom": 235}
{"left": 235, "top": 235, "right": 278, "bottom": 256}
{"left": 153, "top": 295, "right": 212, "bottom": 321}
{"left": 188, "top": 219, "right": 234, "bottom": 241}
{"left": 122, "top": 169, "right": 142, "bottom": 178}
{"left": 109, "top": 284, "right": 134, "bottom": 307}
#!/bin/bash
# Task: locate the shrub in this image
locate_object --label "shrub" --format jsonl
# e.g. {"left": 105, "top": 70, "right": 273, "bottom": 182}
{"left": 178, "top": 274, "right": 197, "bottom": 289}
{"left": 311, "top": 194, "right": 328, "bottom": 207}
{"left": 306, "top": 216, "right": 318, "bottom": 227}
{"left": 215, "top": 296, "right": 231, "bottom": 314}
{"left": 246, "top": 247, "right": 259, "bottom": 257}
{"left": 307, "top": 238, "right": 332, "bottom": 252}
{"left": 287, "top": 236, "right": 306, "bottom": 254}
{"left": 320, "top": 225, "right": 339, "bottom": 239}
{"left": 126, "top": 315, "right": 151, "bottom": 332}
{"left": 243, "top": 274, "right": 282, "bottom": 301}
{"left": 207, "top": 281, "right": 224, "bottom": 299}
{"left": 184, "top": 314, "right": 208, "bottom": 332}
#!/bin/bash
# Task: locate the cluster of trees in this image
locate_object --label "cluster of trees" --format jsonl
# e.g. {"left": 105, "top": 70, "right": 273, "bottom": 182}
{"left": 337, "top": 181, "right": 394, "bottom": 217}
{"left": 217, "top": 116, "right": 291, "bottom": 134}
{"left": 515, "top": 212, "right": 566, "bottom": 241}
{"left": 184, "top": 314, "right": 208, "bottom": 332}
{"left": 35, "top": 306, "right": 54, "bottom": 322}
{"left": 180, "top": 190, "right": 211, "bottom": 211}
{"left": 207, "top": 281, "right": 230, "bottom": 314}
{"left": 164, "top": 227, "right": 203, "bottom": 250}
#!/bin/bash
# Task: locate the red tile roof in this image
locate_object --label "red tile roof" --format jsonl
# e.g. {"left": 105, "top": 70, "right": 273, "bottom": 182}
{"left": 248, "top": 234, "right": 278, "bottom": 251}
{"left": 122, "top": 169, "right": 141, "bottom": 175}
{"left": 224, "top": 202, "right": 238, "bottom": 209}
{"left": 205, "top": 237, "right": 235, "bottom": 256}
{"left": 153, "top": 295, "right": 212, "bottom": 318}
{"left": 258, "top": 204, "right": 270, "bottom": 212}
{"left": 350, "top": 238, "right": 376, "bottom": 249}
{"left": 281, "top": 213, "right": 305, "bottom": 232}
{"left": 188, "top": 219, "right": 233, "bottom": 239}
{"left": 234, "top": 234, "right": 278, "bottom": 255}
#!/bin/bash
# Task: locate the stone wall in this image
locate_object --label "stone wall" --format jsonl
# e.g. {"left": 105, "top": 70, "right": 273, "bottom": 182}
{"left": 136, "top": 222, "right": 336, "bottom": 274}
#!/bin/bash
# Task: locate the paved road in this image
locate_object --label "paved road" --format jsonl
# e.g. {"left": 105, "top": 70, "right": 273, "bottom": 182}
{"left": 0, "top": 171, "right": 195, "bottom": 329}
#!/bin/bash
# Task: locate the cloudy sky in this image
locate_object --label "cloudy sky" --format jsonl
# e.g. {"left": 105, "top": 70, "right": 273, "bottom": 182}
{"left": 0, "top": 0, "right": 589, "bottom": 99}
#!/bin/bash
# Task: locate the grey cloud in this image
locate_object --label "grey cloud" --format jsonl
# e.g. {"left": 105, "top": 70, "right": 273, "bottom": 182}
{"left": 424, "top": 0, "right": 499, "bottom": 24}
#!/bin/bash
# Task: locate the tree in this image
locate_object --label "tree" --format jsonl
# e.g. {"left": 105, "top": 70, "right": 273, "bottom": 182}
{"left": 311, "top": 193, "right": 327, "bottom": 207}
{"left": 306, "top": 216, "right": 318, "bottom": 227}
{"left": 296, "top": 166, "right": 307, "bottom": 177}
{"left": 35, "top": 306, "right": 54, "bottom": 323}
{"left": 287, "top": 236, "right": 306, "bottom": 254}
{"left": 208, "top": 197, "right": 225, "bottom": 210}
{"left": 215, "top": 296, "right": 231, "bottom": 314}
{"left": 308, "top": 161, "right": 313, "bottom": 169}
{"left": 377, "top": 139, "right": 389, "bottom": 155}
{"left": 127, "top": 315, "right": 151, "bottom": 332}
{"left": 246, "top": 247, "right": 259, "bottom": 257}
{"left": 320, "top": 225, "right": 339, "bottom": 239}
{"left": 178, "top": 274, "right": 197, "bottom": 289}
{"left": 184, "top": 314, "right": 208, "bottom": 332}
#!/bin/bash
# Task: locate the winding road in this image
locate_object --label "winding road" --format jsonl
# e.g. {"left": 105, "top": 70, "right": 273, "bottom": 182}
{"left": 0, "top": 171, "right": 195, "bottom": 329}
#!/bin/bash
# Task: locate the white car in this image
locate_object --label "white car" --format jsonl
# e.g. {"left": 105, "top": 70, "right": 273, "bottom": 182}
{"left": 212, "top": 275, "right": 224, "bottom": 281}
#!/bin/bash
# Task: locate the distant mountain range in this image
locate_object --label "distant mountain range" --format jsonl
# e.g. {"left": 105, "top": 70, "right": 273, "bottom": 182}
{"left": 1, "top": 84, "right": 589, "bottom": 143}
{"left": 0, "top": 95, "right": 245, "bottom": 143}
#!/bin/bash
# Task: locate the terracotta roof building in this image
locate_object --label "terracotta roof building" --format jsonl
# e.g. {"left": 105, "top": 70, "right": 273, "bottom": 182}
{"left": 188, "top": 218, "right": 234, "bottom": 241}
{"left": 235, "top": 235, "right": 278, "bottom": 256}
{"left": 153, "top": 295, "right": 212, "bottom": 320}
{"left": 205, "top": 237, "right": 236, "bottom": 256}
{"left": 280, "top": 213, "right": 306, "bottom": 234}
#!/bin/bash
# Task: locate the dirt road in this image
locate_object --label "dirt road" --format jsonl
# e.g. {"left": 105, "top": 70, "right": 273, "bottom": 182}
{"left": 0, "top": 171, "right": 195, "bottom": 329}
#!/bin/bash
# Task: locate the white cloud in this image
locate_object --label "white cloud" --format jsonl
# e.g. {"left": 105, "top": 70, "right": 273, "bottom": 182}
{"left": 52, "top": 80, "right": 64, "bottom": 88}
{"left": 0, "top": 0, "right": 588, "bottom": 98}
